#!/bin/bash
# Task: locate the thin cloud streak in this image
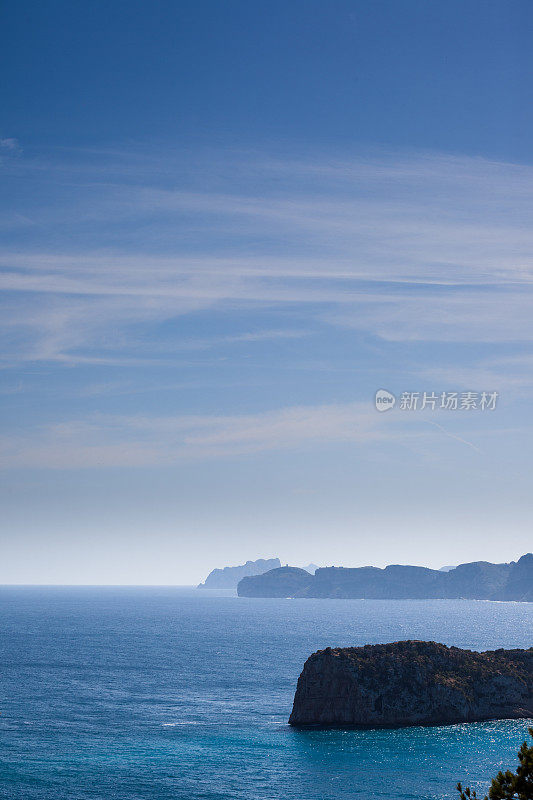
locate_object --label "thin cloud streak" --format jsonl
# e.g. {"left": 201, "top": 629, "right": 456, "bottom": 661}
{"left": 426, "top": 420, "right": 482, "bottom": 454}
{"left": 0, "top": 402, "right": 385, "bottom": 468}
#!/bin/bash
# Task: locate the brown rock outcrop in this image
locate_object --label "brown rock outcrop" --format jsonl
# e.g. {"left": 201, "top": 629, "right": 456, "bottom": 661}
{"left": 288, "top": 640, "right": 533, "bottom": 728}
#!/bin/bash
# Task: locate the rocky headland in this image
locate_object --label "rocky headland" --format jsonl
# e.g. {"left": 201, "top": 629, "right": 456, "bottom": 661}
{"left": 288, "top": 640, "right": 533, "bottom": 728}
{"left": 238, "top": 553, "right": 533, "bottom": 601}
{"left": 238, "top": 565, "right": 313, "bottom": 597}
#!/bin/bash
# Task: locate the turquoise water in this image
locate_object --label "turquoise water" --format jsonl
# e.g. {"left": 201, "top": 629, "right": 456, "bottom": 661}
{"left": 0, "top": 588, "right": 531, "bottom": 800}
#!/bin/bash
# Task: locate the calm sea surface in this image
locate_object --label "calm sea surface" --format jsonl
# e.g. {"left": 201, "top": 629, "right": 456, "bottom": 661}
{"left": 0, "top": 588, "right": 531, "bottom": 800}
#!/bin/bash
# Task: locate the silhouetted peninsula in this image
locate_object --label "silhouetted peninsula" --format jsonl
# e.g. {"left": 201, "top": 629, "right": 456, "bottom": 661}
{"left": 237, "top": 553, "right": 532, "bottom": 601}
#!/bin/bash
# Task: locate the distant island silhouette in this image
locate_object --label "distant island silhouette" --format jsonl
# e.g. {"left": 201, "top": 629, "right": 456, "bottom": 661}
{"left": 237, "top": 553, "right": 533, "bottom": 601}
{"left": 198, "top": 558, "right": 281, "bottom": 590}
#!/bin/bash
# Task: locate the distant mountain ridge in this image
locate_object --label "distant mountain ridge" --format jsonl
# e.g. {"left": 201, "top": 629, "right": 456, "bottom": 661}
{"left": 198, "top": 558, "right": 281, "bottom": 590}
{"left": 237, "top": 554, "right": 533, "bottom": 601}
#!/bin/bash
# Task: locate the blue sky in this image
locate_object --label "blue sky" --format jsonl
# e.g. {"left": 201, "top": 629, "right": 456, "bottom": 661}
{"left": 1, "top": 1, "right": 532, "bottom": 583}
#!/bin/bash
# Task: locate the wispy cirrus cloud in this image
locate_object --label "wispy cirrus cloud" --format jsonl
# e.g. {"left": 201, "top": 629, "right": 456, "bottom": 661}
{"left": 1, "top": 398, "right": 493, "bottom": 469}
{"left": 0, "top": 401, "right": 389, "bottom": 468}
{"left": 1, "top": 145, "right": 533, "bottom": 368}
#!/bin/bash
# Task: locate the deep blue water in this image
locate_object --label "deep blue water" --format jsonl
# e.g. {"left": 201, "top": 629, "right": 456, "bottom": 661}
{"left": 0, "top": 589, "right": 531, "bottom": 800}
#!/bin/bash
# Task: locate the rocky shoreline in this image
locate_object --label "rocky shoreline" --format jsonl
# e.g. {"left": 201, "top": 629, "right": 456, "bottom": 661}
{"left": 289, "top": 640, "right": 533, "bottom": 728}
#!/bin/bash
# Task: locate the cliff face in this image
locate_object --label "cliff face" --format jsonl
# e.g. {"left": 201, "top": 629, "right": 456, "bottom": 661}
{"left": 198, "top": 558, "right": 281, "bottom": 590}
{"left": 502, "top": 554, "right": 533, "bottom": 602}
{"left": 289, "top": 641, "right": 533, "bottom": 728}
{"left": 238, "top": 554, "right": 533, "bottom": 600}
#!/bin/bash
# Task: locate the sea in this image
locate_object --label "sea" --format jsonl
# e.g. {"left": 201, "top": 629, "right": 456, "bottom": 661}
{"left": 0, "top": 587, "right": 531, "bottom": 800}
